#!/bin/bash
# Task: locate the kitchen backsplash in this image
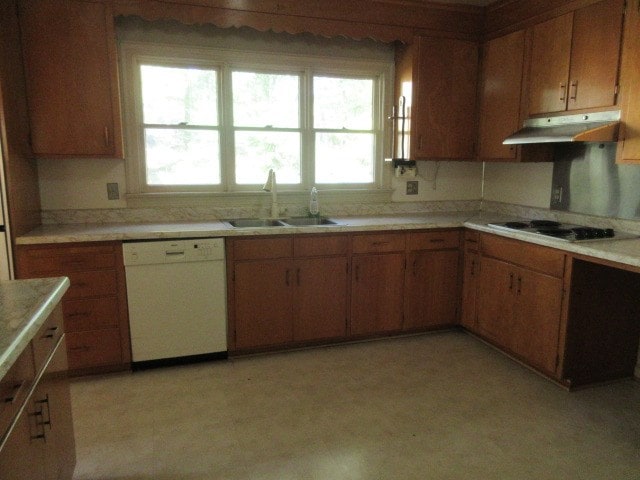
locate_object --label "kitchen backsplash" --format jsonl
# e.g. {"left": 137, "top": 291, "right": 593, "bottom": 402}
{"left": 40, "top": 200, "right": 482, "bottom": 225}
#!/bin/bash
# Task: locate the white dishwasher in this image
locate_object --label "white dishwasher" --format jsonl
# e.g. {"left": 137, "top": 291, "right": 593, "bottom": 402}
{"left": 123, "top": 238, "right": 227, "bottom": 368}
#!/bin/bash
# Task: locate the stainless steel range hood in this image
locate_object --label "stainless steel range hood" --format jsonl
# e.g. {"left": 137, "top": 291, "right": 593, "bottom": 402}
{"left": 503, "top": 110, "right": 620, "bottom": 145}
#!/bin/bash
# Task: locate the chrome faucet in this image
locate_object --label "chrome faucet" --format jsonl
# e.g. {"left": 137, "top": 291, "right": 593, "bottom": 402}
{"left": 262, "top": 169, "right": 279, "bottom": 218}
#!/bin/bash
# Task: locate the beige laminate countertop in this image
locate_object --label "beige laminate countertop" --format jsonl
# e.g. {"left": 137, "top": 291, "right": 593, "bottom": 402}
{"left": 16, "top": 212, "right": 477, "bottom": 244}
{"left": 0, "top": 277, "right": 70, "bottom": 379}
{"left": 15, "top": 211, "right": 640, "bottom": 271}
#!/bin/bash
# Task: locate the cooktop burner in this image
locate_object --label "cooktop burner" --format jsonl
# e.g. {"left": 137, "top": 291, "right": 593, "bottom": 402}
{"left": 487, "top": 220, "right": 636, "bottom": 242}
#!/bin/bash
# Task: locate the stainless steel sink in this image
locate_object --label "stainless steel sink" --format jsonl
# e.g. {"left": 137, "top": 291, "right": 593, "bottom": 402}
{"left": 282, "top": 217, "right": 337, "bottom": 226}
{"left": 224, "top": 218, "right": 286, "bottom": 228}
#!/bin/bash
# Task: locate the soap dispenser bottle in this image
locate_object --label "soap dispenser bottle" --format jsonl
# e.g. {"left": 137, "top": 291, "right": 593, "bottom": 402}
{"left": 309, "top": 187, "right": 319, "bottom": 217}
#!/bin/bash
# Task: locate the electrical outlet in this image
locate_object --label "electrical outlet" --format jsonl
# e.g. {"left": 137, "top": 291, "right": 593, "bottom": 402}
{"left": 406, "top": 181, "right": 419, "bottom": 195}
{"left": 107, "top": 182, "right": 120, "bottom": 200}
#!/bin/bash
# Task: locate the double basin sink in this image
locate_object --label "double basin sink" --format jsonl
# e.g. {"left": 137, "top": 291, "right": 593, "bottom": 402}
{"left": 225, "top": 217, "right": 339, "bottom": 228}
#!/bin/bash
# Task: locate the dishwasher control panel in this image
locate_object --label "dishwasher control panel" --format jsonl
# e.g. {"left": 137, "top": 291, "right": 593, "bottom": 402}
{"left": 123, "top": 238, "right": 225, "bottom": 265}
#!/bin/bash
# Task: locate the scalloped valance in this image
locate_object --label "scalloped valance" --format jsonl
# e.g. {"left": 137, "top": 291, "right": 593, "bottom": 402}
{"left": 110, "top": 0, "right": 483, "bottom": 43}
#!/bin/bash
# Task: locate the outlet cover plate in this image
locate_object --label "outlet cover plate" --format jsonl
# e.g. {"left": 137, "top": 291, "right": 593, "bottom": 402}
{"left": 406, "top": 181, "right": 419, "bottom": 195}
{"left": 107, "top": 182, "right": 120, "bottom": 200}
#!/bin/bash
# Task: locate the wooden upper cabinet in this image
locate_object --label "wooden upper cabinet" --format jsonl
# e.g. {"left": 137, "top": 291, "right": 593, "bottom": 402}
{"left": 477, "top": 30, "right": 525, "bottom": 161}
{"left": 409, "top": 36, "right": 478, "bottom": 160}
{"left": 528, "top": 13, "right": 573, "bottom": 115}
{"left": 616, "top": 0, "right": 640, "bottom": 163}
{"left": 528, "top": 0, "right": 624, "bottom": 115}
{"left": 19, "top": 0, "right": 123, "bottom": 158}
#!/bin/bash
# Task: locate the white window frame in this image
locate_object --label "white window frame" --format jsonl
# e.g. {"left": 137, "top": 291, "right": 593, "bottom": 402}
{"left": 120, "top": 41, "right": 392, "bottom": 196}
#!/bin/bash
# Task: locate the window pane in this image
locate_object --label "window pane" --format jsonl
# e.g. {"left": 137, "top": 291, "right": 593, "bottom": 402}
{"left": 232, "top": 72, "right": 299, "bottom": 128}
{"left": 315, "top": 133, "right": 374, "bottom": 183}
{"left": 141, "top": 65, "right": 217, "bottom": 126}
{"left": 314, "top": 77, "right": 373, "bottom": 130}
{"left": 145, "top": 129, "right": 220, "bottom": 185}
{"left": 235, "top": 131, "right": 300, "bottom": 184}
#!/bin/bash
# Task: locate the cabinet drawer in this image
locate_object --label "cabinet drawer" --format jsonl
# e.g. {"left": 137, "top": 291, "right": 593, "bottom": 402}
{"left": 63, "top": 297, "right": 119, "bottom": 332}
{"left": 352, "top": 233, "right": 406, "bottom": 254}
{"left": 17, "top": 246, "right": 116, "bottom": 275}
{"left": 0, "top": 348, "right": 34, "bottom": 438}
{"left": 66, "top": 328, "right": 122, "bottom": 369}
{"left": 481, "top": 233, "right": 566, "bottom": 277}
{"left": 294, "top": 235, "right": 348, "bottom": 257}
{"left": 231, "top": 237, "right": 293, "bottom": 260}
{"left": 32, "top": 305, "right": 64, "bottom": 373}
{"left": 406, "top": 230, "right": 460, "bottom": 251}
{"left": 65, "top": 270, "right": 117, "bottom": 299}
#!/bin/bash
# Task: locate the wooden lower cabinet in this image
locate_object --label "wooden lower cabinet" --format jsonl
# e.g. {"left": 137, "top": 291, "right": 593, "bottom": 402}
{"left": 476, "top": 234, "right": 566, "bottom": 376}
{"left": 233, "top": 259, "right": 294, "bottom": 350}
{"left": 350, "top": 253, "right": 405, "bottom": 335}
{"left": 229, "top": 235, "right": 348, "bottom": 351}
{"left": 16, "top": 242, "right": 131, "bottom": 373}
{"left": 0, "top": 307, "right": 76, "bottom": 480}
{"left": 460, "top": 231, "right": 480, "bottom": 331}
{"left": 294, "top": 257, "right": 348, "bottom": 342}
{"left": 404, "top": 230, "right": 461, "bottom": 331}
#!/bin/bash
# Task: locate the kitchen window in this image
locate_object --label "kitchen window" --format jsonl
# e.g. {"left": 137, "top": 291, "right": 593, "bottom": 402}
{"left": 121, "top": 40, "right": 391, "bottom": 196}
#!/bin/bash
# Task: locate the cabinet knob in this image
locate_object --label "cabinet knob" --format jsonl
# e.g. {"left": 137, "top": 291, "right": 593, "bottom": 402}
{"left": 104, "top": 126, "right": 110, "bottom": 146}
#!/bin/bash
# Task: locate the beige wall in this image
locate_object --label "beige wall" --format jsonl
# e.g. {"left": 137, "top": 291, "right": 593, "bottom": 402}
{"left": 482, "top": 162, "right": 554, "bottom": 209}
{"left": 391, "top": 161, "right": 483, "bottom": 202}
{"left": 41, "top": 158, "right": 560, "bottom": 211}
{"left": 38, "top": 158, "right": 127, "bottom": 210}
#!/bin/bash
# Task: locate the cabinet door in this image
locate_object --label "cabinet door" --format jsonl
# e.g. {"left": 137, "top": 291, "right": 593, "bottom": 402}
{"left": 528, "top": 13, "right": 573, "bottom": 115}
{"left": 35, "top": 337, "right": 76, "bottom": 480}
{"left": 460, "top": 250, "right": 479, "bottom": 331}
{"left": 234, "top": 260, "right": 294, "bottom": 349}
{"left": 567, "top": 0, "right": 624, "bottom": 111}
{"left": 404, "top": 250, "right": 460, "bottom": 330}
{"left": 19, "top": 0, "right": 122, "bottom": 157}
{"left": 294, "top": 257, "right": 348, "bottom": 342}
{"left": 478, "top": 30, "right": 524, "bottom": 160}
{"left": 616, "top": 0, "right": 640, "bottom": 163}
{"left": 512, "top": 267, "right": 563, "bottom": 375}
{"left": 412, "top": 37, "right": 478, "bottom": 160}
{"left": 350, "top": 253, "right": 405, "bottom": 335}
{"left": 476, "top": 256, "right": 515, "bottom": 348}
{"left": 0, "top": 400, "right": 46, "bottom": 480}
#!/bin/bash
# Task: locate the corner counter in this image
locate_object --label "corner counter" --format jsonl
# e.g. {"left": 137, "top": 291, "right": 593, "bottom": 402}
{"left": 0, "top": 277, "right": 69, "bottom": 378}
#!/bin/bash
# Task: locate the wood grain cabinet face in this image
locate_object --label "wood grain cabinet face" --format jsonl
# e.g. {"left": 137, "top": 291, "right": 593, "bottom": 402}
{"left": 18, "top": 0, "right": 123, "bottom": 157}
{"left": 409, "top": 37, "right": 478, "bottom": 160}
{"left": 350, "top": 253, "right": 405, "bottom": 336}
{"left": 477, "top": 30, "right": 525, "bottom": 161}
{"left": 528, "top": 0, "right": 624, "bottom": 115}
{"left": 460, "top": 232, "right": 479, "bottom": 331}
{"left": 404, "top": 231, "right": 461, "bottom": 331}
{"left": 15, "top": 242, "right": 131, "bottom": 373}
{"left": 229, "top": 235, "right": 348, "bottom": 351}
{"left": 476, "top": 234, "right": 566, "bottom": 376}
{"left": 0, "top": 308, "right": 75, "bottom": 480}
{"left": 616, "top": 0, "right": 640, "bottom": 163}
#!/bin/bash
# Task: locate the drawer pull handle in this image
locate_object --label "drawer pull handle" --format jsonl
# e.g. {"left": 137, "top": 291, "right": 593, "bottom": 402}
{"left": 429, "top": 238, "right": 445, "bottom": 243}
{"left": 68, "top": 311, "right": 90, "bottom": 318}
{"left": 4, "top": 382, "right": 24, "bottom": 403}
{"left": 29, "top": 410, "right": 46, "bottom": 441}
{"left": 471, "top": 259, "right": 475, "bottom": 276}
{"left": 69, "top": 345, "right": 91, "bottom": 351}
{"left": 74, "top": 282, "right": 88, "bottom": 288}
{"left": 62, "top": 260, "right": 87, "bottom": 267}
{"left": 509, "top": 273, "right": 514, "bottom": 290}
{"left": 371, "top": 241, "right": 390, "bottom": 246}
{"left": 559, "top": 83, "right": 566, "bottom": 101}
{"left": 42, "top": 326, "right": 58, "bottom": 339}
